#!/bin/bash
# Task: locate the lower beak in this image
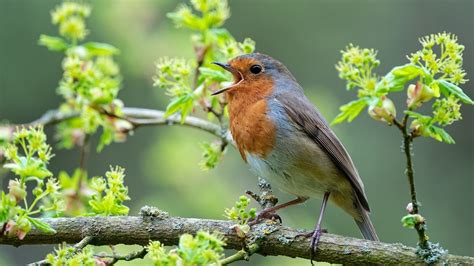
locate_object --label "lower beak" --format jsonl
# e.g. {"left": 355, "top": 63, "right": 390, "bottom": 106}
{"left": 211, "top": 87, "right": 231, "bottom": 96}
{"left": 211, "top": 62, "right": 242, "bottom": 95}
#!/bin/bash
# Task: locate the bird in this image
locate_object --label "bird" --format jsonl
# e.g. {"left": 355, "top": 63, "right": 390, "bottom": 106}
{"left": 212, "top": 53, "right": 379, "bottom": 261}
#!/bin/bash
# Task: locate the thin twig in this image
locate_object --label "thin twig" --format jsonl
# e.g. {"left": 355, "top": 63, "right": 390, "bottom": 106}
{"left": 220, "top": 244, "right": 259, "bottom": 265}
{"left": 95, "top": 247, "right": 148, "bottom": 265}
{"left": 400, "top": 118, "right": 429, "bottom": 248}
{"left": 5, "top": 107, "right": 233, "bottom": 145}
{"left": 72, "top": 235, "right": 95, "bottom": 253}
{"left": 28, "top": 110, "right": 78, "bottom": 127}
{"left": 394, "top": 114, "right": 429, "bottom": 248}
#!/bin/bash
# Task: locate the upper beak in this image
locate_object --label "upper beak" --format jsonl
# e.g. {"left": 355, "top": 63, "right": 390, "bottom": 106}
{"left": 211, "top": 62, "right": 242, "bottom": 95}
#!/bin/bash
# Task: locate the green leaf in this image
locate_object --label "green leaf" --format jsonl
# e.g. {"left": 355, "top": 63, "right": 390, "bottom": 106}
{"left": 391, "top": 64, "right": 425, "bottom": 79}
{"left": 58, "top": 169, "right": 84, "bottom": 191}
{"left": 376, "top": 64, "right": 425, "bottom": 92}
{"left": 199, "top": 67, "right": 230, "bottom": 83}
{"left": 209, "top": 28, "right": 233, "bottom": 42}
{"left": 331, "top": 98, "right": 368, "bottom": 125}
{"left": 27, "top": 217, "right": 56, "bottom": 234}
{"left": 164, "top": 93, "right": 195, "bottom": 123}
{"left": 164, "top": 97, "right": 186, "bottom": 117}
{"left": 14, "top": 157, "right": 52, "bottom": 179}
{"left": 83, "top": 42, "right": 120, "bottom": 56}
{"left": 38, "top": 35, "right": 68, "bottom": 52}
{"left": 404, "top": 111, "right": 432, "bottom": 124}
{"left": 401, "top": 214, "right": 416, "bottom": 228}
{"left": 437, "top": 80, "right": 474, "bottom": 104}
{"left": 428, "top": 126, "right": 455, "bottom": 144}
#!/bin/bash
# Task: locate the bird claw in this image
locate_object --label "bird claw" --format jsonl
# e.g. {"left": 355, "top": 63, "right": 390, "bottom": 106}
{"left": 248, "top": 210, "right": 282, "bottom": 226}
{"left": 310, "top": 228, "right": 325, "bottom": 265}
{"left": 295, "top": 228, "right": 328, "bottom": 238}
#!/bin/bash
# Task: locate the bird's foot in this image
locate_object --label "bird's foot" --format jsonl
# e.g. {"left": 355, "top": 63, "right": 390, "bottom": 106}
{"left": 295, "top": 228, "right": 328, "bottom": 238}
{"left": 310, "top": 227, "right": 325, "bottom": 265}
{"left": 248, "top": 210, "right": 282, "bottom": 226}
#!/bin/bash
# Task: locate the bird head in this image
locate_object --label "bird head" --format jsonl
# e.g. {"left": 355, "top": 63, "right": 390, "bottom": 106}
{"left": 211, "top": 53, "right": 295, "bottom": 96}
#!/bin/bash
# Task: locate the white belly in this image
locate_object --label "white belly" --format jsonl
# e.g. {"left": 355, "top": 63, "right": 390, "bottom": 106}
{"left": 245, "top": 135, "right": 348, "bottom": 198}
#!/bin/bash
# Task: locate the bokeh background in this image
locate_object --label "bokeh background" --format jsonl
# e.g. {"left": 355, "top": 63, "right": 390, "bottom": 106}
{"left": 1, "top": 0, "right": 472, "bottom": 265}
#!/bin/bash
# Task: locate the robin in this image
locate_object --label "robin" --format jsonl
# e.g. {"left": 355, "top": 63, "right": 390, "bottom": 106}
{"left": 212, "top": 53, "right": 379, "bottom": 261}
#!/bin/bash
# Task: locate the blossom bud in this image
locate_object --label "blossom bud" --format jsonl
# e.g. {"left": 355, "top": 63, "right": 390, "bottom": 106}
{"left": 410, "top": 120, "right": 430, "bottom": 138}
{"left": 407, "top": 82, "right": 435, "bottom": 109}
{"left": 8, "top": 180, "right": 27, "bottom": 203}
{"left": 15, "top": 217, "right": 31, "bottom": 240}
{"left": 368, "top": 96, "right": 396, "bottom": 124}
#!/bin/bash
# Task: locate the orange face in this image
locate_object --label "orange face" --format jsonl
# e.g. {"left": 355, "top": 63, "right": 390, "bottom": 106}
{"left": 212, "top": 55, "right": 270, "bottom": 96}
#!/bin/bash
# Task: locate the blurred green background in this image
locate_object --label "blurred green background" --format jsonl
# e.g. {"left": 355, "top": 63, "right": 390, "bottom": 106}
{"left": 0, "top": 0, "right": 472, "bottom": 265}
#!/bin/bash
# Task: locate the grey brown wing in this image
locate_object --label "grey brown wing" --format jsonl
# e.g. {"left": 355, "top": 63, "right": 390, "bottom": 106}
{"left": 276, "top": 93, "right": 370, "bottom": 212}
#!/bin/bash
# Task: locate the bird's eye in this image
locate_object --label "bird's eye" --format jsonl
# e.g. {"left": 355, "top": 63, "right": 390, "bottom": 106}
{"left": 250, "top": 64, "right": 263, "bottom": 74}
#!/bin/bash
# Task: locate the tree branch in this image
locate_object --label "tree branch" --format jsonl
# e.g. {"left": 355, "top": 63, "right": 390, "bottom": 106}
{"left": 4, "top": 107, "right": 233, "bottom": 145}
{"left": 0, "top": 213, "right": 472, "bottom": 265}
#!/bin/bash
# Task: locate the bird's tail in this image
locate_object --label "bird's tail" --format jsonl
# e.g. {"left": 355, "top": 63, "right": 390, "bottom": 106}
{"left": 355, "top": 207, "right": 379, "bottom": 241}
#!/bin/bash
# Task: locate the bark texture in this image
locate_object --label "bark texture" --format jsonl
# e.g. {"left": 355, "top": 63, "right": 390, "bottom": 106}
{"left": 1, "top": 211, "right": 472, "bottom": 265}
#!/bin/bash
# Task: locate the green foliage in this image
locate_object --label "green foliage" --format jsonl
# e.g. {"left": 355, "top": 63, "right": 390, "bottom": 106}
{"left": 3, "top": 127, "right": 53, "bottom": 180}
{"left": 153, "top": 58, "right": 195, "bottom": 123}
{"left": 334, "top": 32, "right": 471, "bottom": 144}
{"left": 45, "top": 244, "right": 98, "bottom": 266}
{"left": 408, "top": 32, "right": 467, "bottom": 85}
{"left": 54, "top": 168, "right": 131, "bottom": 217}
{"left": 199, "top": 141, "right": 224, "bottom": 170}
{"left": 331, "top": 98, "right": 369, "bottom": 125}
{"left": 1, "top": 127, "right": 63, "bottom": 239}
{"left": 224, "top": 196, "right": 256, "bottom": 237}
{"left": 88, "top": 166, "right": 130, "bottom": 216}
{"left": 51, "top": 2, "right": 91, "bottom": 42}
{"left": 405, "top": 94, "right": 461, "bottom": 144}
{"left": 153, "top": 0, "right": 255, "bottom": 169}
{"left": 168, "top": 0, "right": 229, "bottom": 31}
{"left": 0, "top": 126, "right": 131, "bottom": 241}
{"left": 40, "top": 2, "right": 131, "bottom": 152}
{"left": 335, "top": 44, "right": 380, "bottom": 93}
{"left": 147, "top": 231, "right": 226, "bottom": 266}
{"left": 335, "top": 33, "right": 471, "bottom": 259}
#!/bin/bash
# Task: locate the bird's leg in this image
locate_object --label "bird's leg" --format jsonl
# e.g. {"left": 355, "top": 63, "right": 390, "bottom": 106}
{"left": 249, "top": 197, "right": 308, "bottom": 225}
{"left": 310, "top": 192, "right": 330, "bottom": 265}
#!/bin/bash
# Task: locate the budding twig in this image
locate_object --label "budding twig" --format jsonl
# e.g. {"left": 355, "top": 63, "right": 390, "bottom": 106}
{"left": 219, "top": 244, "right": 259, "bottom": 265}
{"left": 29, "top": 235, "right": 94, "bottom": 266}
{"left": 94, "top": 247, "right": 148, "bottom": 265}
{"left": 393, "top": 114, "right": 429, "bottom": 249}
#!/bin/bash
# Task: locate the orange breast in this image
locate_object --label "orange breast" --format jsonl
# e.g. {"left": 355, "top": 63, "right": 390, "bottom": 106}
{"left": 227, "top": 77, "right": 276, "bottom": 161}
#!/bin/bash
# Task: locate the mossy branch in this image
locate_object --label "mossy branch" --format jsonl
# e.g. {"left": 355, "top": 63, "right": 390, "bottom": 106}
{"left": 0, "top": 210, "right": 472, "bottom": 265}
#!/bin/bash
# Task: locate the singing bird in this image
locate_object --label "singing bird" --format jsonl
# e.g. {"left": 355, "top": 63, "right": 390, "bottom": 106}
{"left": 212, "top": 53, "right": 379, "bottom": 258}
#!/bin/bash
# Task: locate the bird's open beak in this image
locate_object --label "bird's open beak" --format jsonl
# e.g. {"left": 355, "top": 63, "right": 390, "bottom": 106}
{"left": 211, "top": 62, "right": 243, "bottom": 95}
